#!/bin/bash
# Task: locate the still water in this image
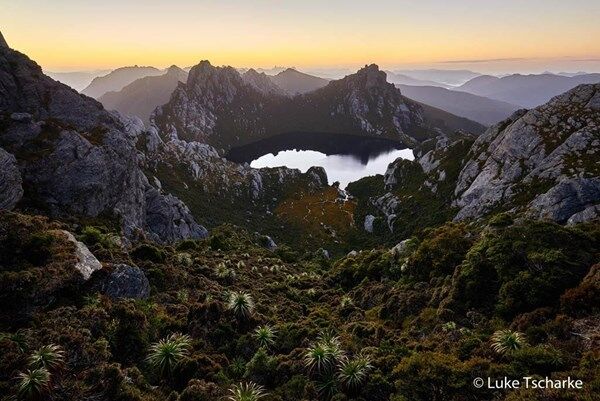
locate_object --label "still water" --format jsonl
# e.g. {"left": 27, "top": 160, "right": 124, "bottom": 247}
{"left": 250, "top": 148, "right": 414, "bottom": 189}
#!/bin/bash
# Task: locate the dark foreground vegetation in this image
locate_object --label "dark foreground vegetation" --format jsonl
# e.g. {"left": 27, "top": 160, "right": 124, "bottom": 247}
{"left": 0, "top": 211, "right": 598, "bottom": 401}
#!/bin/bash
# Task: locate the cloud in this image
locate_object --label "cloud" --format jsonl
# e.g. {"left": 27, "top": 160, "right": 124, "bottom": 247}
{"left": 437, "top": 57, "right": 528, "bottom": 64}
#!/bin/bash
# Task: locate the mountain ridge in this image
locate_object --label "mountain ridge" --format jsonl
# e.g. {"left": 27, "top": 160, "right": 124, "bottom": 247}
{"left": 153, "top": 61, "right": 485, "bottom": 151}
{"left": 81, "top": 66, "right": 163, "bottom": 99}
{"left": 98, "top": 65, "right": 188, "bottom": 125}
{"left": 456, "top": 73, "right": 600, "bottom": 107}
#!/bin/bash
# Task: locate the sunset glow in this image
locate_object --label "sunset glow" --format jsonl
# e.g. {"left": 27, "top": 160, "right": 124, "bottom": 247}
{"left": 3, "top": 0, "right": 600, "bottom": 73}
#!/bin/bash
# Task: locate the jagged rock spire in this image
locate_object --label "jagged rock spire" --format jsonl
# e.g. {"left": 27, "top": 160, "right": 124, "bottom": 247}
{"left": 0, "top": 31, "right": 8, "bottom": 48}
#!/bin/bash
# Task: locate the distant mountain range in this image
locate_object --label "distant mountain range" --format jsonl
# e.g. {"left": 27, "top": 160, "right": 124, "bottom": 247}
{"left": 385, "top": 72, "right": 450, "bottom": 88}
{"left": 98, "top": 66, "right": 188, "bottom": 124}
{"left": 394, "top": 69, "right": 481, "bottom": 86}
{"left": 45, "top": 70, "right": 111, "bottom": 91}
{"left": 397, "top": 84, "right": 520, "bottom": 126}
{"left": 81, "top": 66, "right": 164, "bottom": 98}
{"left": 456, "top": 73, "right": 600, "bottom": 107}
{"left": 66, "top": 62, "right": 600, "bottom": 130}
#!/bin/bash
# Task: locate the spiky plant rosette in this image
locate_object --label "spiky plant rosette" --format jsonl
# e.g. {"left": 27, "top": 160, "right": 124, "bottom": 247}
{"left": 227, "top": 381, "right": 267, "bottom": 401}
{"left": 253, "top": 325, "right": 277, "bottom": 349}
{"left": 17, "top": 368, "right": 51, "bottom": 400}
{"left": 146, "top": 333, "right": 192, "bottom": 377}
{"left": 29, "top": 344, "right": 65, "bottom": 371}
{"left": 337, "top": 353, "right": 373, "bottom": 389}
{"left": 227, "top": 291, "right": 255, "bottom": 319}
{"left": 491, "top": 329, "right": 527, "bottom": 355}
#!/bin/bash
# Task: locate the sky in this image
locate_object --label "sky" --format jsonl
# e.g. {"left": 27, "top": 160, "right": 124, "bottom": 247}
{"left": 2, "top": 0, "right": 600, "bottom": 74}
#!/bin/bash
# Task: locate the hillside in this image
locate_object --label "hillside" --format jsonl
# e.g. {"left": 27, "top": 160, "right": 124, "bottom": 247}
{"left": 268, "top": 68, "right": 329, "bottom": 95}
{"left": 81, "top": 66, "right": 163, "bottom": 99}
{"left": 347, "top": 84, "right": 600, "bottom": 244}
{"left": 398, "top": 84, "right": 520, "bottom": 125}
{"left": 99, "top": 66, "right": 188, "bottom": 125}
{"left": 456, "top": 73, "right": 600, "bottom": 107}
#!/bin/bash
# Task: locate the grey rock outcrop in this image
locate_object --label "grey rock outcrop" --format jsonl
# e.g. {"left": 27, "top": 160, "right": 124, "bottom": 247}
{"left": 527, "top": 178, "right": 600, "bottom": 223}
{"left": 0, "top": 147, "right": 23, "bottom": 209}
{"left": 390, "top": 239, "right": 413, "bottom": 258}
{"left": 567, "top": 204, "right": 600, "bottom": 225}
{"left": 0, "top": 40, "right": 206, "bottom": 242}
{"left": 364, "top": 215, "right": 375, "bottom": 233}
{"left": 453, "top": 84, "right": 600, "bottom": 223}
{"left": 145, "top": 187, "right": 208, "bottom": 242}
{"left": 61, "top": 230, "right": 102, "bottom": 280}
{"left": 103, "top": 264, "right": 150, "bottom": 299}
{"left": 262, "top": 235, "right": 277, "bottom": 251}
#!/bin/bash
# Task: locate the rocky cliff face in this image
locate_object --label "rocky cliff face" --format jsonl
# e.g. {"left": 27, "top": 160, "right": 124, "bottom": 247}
{"left": 152, "top": 61, "right": 482, "bottom": 151}
{"left": 152, "top": 60, "right": 275, "bottom": 147}
{"left": 0, "top": 37, "right": 206, "bottom": 242}
{"left": 0, "top": 147, "right": 23, "bottom": 209}
{"left": 453, "top": 84, "right": 600, "bottom": 223}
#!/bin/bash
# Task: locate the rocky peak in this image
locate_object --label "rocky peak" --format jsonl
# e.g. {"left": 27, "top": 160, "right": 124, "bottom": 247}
{"left": 352, "top": 64, "right": 388, "bottom": 89}
{"left": 453, "top": 83, "right": 600, "bottom": 223}
{"left": 165, "top": 65, "right": 185, "bottom": 76}
{"left": 187, "top": 60, "right": 241, "bottom": 89}
{"left": 242, "top": 68, "right": 285, "bottom": 96}
{"left": 0, "top": 42, "right": 207, "bottom": 242}
{"left": 0, "top": 31, "right": 8, "bottom": 48}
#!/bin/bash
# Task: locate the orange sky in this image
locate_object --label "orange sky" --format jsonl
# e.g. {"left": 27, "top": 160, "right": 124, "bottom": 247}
{"left": 3, "top": 0, "right": 600, "bottom": 73}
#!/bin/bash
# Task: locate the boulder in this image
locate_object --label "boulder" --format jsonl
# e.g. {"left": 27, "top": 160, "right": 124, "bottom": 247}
{"left": 262, "top": 235, "right": 277, "bottom": 251}
{"left": 103, "top": 264, "right": 150, "bottom": 299}
{"left": 144, "top": 186, "right": 208, "bottom": 242}
{"left": 390, "top": 239, "right": 413, "bottom": 258}
{"left": 60, "top": 230, "right": 102, "bottom": 280}
{"left": 364, "top": 215, "right": 375, "bottom": 233}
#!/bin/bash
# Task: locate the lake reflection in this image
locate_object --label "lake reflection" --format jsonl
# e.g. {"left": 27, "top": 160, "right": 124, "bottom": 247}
{"left": 251, "top": 148, "right": 414, "bottom": 189}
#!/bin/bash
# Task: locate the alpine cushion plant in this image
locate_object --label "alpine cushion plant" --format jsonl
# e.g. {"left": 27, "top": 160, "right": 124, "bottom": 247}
{"left": 227, "top": 381, "right": 267, "bottom": 401}
{"left": 227, "top": 291, "right": 255, "bottom": 319}
{"left": 146, "top": 333, "right": 192, "bottom": 378}
{"left": 491, "top": 329, "right": 527, "bottom": 355}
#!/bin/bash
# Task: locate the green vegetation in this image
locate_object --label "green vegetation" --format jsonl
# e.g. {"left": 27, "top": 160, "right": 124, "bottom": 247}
{"left": 227, "top": 382, "right": 267, "bottom": 401}
{"left": 491, "top": 330, "right": 527, "bottom": 355}
{"left": 0, "top": 210, "right": 598, "bottom": 400}
{"left": 146, "top": 333, "right": 193, "bottom": 378}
